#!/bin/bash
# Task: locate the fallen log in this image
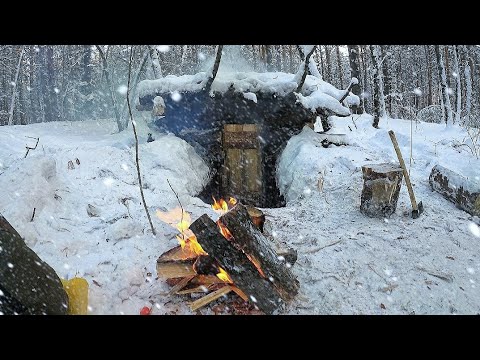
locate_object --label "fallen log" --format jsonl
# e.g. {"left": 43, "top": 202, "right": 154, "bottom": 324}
{"left": 190, "top": 214, "right": 283, "bottom": 314}
{"left": 220, "top": 204, "right": 299, "bottom": 301}
{"left": 429, "top": 164, "right": 480, "bottom": 217}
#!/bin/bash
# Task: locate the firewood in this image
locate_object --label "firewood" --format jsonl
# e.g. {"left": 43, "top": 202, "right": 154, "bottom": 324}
{"left": 191, "top": 275, "right": 225, "bottom": 285}
{"left": 190, "top": 214, "right": 284, "bottom": 314}
{"left": 231, "top": 286, "right": 248, "bottom": 302}
{"left": 221, "top": 204, "right": 299, "bottom": 302}
{"left": 176, "top": 285, "right": 211, "bottom": 295}
{"left": 193, "top": 255, "right": 218, "bottom": 275}
{"left": 189, "top": 285, "right": 233, "bottom": 312}
{"left": 157, "top": 245, "right": 197, "bottom": 262}
{"left": 156, "top": 260, "right": 196, "bottom": 279}
{"left": 168, "top": 275, "right": 195, "bottom": 295}
{"left": 246, "top": 205, "right": 265, "bottom": 232}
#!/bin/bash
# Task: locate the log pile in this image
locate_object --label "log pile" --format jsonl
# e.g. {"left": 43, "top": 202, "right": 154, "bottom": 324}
{"left": 156, "top": 203, "right": 299, "bottom": 314}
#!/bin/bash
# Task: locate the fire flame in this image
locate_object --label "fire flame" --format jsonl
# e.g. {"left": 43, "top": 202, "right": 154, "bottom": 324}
{"left": 156, "top": 207, "right": 206, "bottom": 256}
{"left": 216, "top": 267, "right": 233, "bottom": 283}
{"left": 212, "top": 196, "right": 237, "bottom": 215}
{"left": 216, "top": 220, "right": 233, "bottom": 240}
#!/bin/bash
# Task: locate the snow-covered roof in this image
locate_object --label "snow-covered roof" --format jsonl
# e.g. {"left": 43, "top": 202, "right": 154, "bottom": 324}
{"left": 137, "top": 71, "right": 360, "bottom": 116}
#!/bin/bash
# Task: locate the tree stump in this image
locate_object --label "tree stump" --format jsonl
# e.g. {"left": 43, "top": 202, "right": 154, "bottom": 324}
{"left": 429, "top": 165, "right": 480, "bottom": 217}
{"left": 360, "top": 163, "right": 404, "bottom": 218}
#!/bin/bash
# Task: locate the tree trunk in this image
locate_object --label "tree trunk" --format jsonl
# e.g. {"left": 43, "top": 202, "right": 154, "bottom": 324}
{"left": 7, "top": 46, "right": 25, "bottom": 125}
{"left": 79, "top": 45, "right": 93, "bottom": 120}
{"left": 336, "top": 45, "right": 344, "bottom": 89}
{"left": 147, "top": 45, "right": 163, "bottom": 79}
{"left": 425, "top": 45, "right": 433, "bottom": 106}
{"left": 435, "top": 45, "right": 454, "bottom": 126}
{"left": 370, "top": 45, "right": 382, "bottom": 127}
{"left": 452, "top": 45, "right": 462, "bottom": 124}
{"left": 324, "top": 45, "right": 332, "bottom": 83}
{"left": 95, "top": 45, "right": 123, "bottom": 132}
{"left": 380, "top": 45, "right": 391, "bottom": 115}
{"left": 347, "top": 45, "right": 362, "bottom": 114}
{"left": 462, "top": 45, "right": 472, "bottom": 125}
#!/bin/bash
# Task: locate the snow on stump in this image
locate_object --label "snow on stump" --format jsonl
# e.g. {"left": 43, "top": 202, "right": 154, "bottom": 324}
{"left": 429, "top": 165, "right": 480, "bottom": 217}
{"left": 360, "top": 163, "right": 404, "bottom": 218}
{"left": 0, "top": 213, "right": 68, "bottom": 315}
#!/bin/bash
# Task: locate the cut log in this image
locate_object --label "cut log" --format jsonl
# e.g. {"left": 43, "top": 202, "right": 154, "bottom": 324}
{"left": 220, "top": 204, "right": 299, "bottom": 301}
{"left": 157, "top": 245, "right": 197, "bottom": 262}
{"left": 190, "top": 214, "right": 283, "bottom": 314}
{"left": 246, "top": 205, "right": 265, "bottom": 232}
{"left": 360, "top": 163, "right": 404, "bottom": 218}
{"left": 193, "top": 255, "right": 218, "bottom": 275}
{"left": 156, "top": 260, "right": 196, "bottom": 279}
{"left": 429, "top": 165, "right": 480, "bottom": 217}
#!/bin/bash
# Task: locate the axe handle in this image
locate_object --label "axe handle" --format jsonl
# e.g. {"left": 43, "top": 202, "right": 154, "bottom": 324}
{"left": 388, "top": 130, "right": 418, "bottom": 211}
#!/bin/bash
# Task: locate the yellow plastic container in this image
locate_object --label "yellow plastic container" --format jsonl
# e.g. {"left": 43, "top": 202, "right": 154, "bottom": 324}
{"left": 61, "top": 278, "right": 89, "bottom": 315}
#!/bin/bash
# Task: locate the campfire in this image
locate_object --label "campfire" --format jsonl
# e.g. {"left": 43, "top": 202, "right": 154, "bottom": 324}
{"left": 156, "top": 198, "right": 299, "bottom": 314}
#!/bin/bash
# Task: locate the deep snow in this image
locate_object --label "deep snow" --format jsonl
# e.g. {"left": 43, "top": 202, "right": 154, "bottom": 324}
{"left": 1, "top": 114, "right": 479, "bottom": 314}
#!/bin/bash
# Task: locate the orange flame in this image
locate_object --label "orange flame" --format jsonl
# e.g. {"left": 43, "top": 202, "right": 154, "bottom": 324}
{"left": 156, "top": 207, "right": 206, "bottom": 256}
{"left": 247, "top": 255, "right": 266, "bottom": 278}
{"left": 216, "top": 267, "right": 233, "bottom": 283}
{"left": 212, "top": 196, "right": 237, "bottom": 215}
{"left": 217, "top": 219, "right": 233, "bottom": 241}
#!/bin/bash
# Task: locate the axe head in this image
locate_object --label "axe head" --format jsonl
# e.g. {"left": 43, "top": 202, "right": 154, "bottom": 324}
{"left": 412, "top": 201, "right": 424, "bottom": 219}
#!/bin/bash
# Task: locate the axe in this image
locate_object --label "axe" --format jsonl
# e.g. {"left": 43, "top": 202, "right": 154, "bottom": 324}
{"left": 388, "top": 130, "right": 424, "bottom": 219}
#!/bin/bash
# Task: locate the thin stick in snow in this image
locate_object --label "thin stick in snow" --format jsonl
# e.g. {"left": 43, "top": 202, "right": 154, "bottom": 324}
{"left": 126, "top": 46, "right": 156, "bottom": 236}
{"left": 30, "top": 207, "right": 36, "bottom": 222}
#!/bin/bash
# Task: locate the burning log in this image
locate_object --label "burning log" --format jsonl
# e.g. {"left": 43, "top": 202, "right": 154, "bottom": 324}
{"left": 220, "top": 204, "right": 299, "bottom": 301}
{"left": 190, "top": 214, "right": 283, "bottom": 314}
{"left": 193, "top": 255, "right": 218, "bottom": 275}
{"left": 246, "top": 205, "right": 265, "bottom": 232}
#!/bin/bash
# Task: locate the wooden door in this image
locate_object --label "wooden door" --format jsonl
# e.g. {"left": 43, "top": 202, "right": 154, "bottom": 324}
{"left": 222, "top": 124, "right": 262, "bottom": 205}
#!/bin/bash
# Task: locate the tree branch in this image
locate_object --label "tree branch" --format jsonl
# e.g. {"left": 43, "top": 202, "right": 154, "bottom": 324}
{"left": 296, "top": 45, "right": 317, "bottom": 92}
{"left": 204, "top": 45, "right": 224, "bottom": 91}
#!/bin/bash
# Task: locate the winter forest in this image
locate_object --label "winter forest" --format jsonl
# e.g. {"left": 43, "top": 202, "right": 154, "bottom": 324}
{"left": 1, "top": 45, "right": 480, "bottom": 315}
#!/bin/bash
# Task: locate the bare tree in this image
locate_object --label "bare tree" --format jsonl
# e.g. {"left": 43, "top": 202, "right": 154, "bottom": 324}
{"left": 96, "top": 45, "right": 123, "bottom": 132}
{"left": 347, "top": 45, "right": 362, "bottom": 114}
{"left": 435, "top": 45, "right": 453, "bottom": 126}
{"left": 7, "top": 46, "right": 25, "bottom": 125}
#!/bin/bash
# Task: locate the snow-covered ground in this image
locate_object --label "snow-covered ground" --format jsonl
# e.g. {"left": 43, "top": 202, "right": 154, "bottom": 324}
{"left": 1, "top": 114, "right": 479, "bottom": 314}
